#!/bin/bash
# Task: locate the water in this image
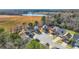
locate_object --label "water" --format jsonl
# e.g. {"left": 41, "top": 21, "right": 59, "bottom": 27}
{"left": 22, "top": 14, "right": 47, "bottom": 16}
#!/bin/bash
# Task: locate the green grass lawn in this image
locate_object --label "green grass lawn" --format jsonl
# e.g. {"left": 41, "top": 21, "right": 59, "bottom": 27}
{"left": 66, "top": 30, "right": 79, "bottom": 35}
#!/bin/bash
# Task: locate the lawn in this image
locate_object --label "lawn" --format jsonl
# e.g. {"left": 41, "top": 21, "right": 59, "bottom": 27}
{"left": 66, "top": 30, "right": 79, "bottom": 35}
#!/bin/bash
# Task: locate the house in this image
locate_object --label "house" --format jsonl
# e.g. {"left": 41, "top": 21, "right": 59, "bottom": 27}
{"left": 52, "top": 26, "right": 66, "bottom": 36}
{"left": 72, "top": 34, "right": 79, "bottom": 47}
{"left": 64, "top": 32, "right": 73, "bottom": 39}
{"left": 19, "top": 29, "right": 30, "bottom": 42}
{"left": 73, "top": 34, "right": 79, "bottom": 40}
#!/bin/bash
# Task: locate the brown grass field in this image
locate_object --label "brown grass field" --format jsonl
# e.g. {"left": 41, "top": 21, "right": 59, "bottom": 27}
{"left": 0, "top": 15, "right": 42, "bottom": 31}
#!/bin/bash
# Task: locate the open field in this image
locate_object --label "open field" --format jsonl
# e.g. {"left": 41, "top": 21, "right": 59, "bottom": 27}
{"left": 0, "top": 15, "right": 42, "bottom": 31}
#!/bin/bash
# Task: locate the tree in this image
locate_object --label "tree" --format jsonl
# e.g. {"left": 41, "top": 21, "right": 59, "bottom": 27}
{"left": 27, "top": 22, "right": 33, "bottom": 32}
{"left": 28, "top": 23, "right": 33, "bottom": 27}
{"left": 0, "top": 28, "right": 5, "bottom": 33}
{"left": 42, "top": 16, "right": 46, "bottom": 25}
{"left": 10, "top": 33, "right": 22, "bottom": 48}
{"left": 0, "top": 28, "right": 6, "bottom": 47}
{"left": 26, "top": 39, "right": 45, "bottom": 49}
{"left": 52, "top": 14, "right": 62, "bottom": 27}
{"left": 34, "top": 21, "right": 38, "bottom": 26}
{"left": 0, "top": 32, "right": 6, "bottom": 47}
{"left": 10, "top": 33, "right": 20, "bottom": 41}
{"left": 0, "top": 28, "right": 10, "bottom": 48}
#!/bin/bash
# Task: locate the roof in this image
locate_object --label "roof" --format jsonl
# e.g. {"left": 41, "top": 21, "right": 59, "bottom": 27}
{"left": 73, "top": 34, "right": 79, "bottom": 40}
